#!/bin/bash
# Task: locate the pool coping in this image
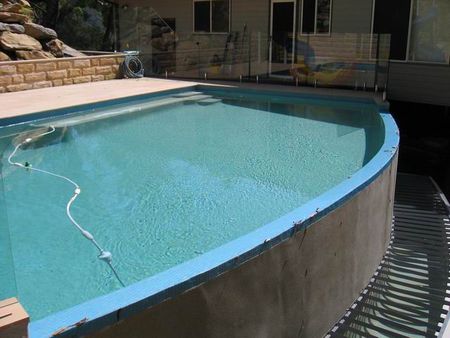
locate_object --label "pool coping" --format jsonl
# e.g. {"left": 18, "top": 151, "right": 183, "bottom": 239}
{"left": 1, "top": 82, "right": 399, "bottom": 337}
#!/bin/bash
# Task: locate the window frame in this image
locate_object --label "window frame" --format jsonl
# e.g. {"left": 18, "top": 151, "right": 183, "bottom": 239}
{"left": 192, "top": 0, "right": 231, "bottom": 34}
{"left": 300, "top": 0, "right": 333, "bottom": 36}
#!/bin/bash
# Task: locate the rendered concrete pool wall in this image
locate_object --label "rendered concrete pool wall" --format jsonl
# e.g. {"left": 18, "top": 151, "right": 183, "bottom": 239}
{"left": 91, "top": 153, "right": 398, "bottom": 338}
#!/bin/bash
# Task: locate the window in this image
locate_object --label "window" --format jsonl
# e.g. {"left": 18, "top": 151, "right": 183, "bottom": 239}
{"left": 301, "top": 0, "right": 332, "bottom": 34}
{"left": 373, "top": 0, "right": 411, "bottom": 60}
{"left": 316, "top": 0, "right": 331, "bottom": 34}
{"left": 193, "top": 0, "right": 230, "bottom": 33}
{"left": 373, "top": 0, "right": 449, "bottom": 63}
{"left": 409, "top": 0, "right": 450, "bottom": 63}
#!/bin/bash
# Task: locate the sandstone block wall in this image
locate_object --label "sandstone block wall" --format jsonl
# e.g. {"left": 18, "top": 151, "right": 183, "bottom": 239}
{"left": 0, "top": 54, "right": 125, "bottom": 93}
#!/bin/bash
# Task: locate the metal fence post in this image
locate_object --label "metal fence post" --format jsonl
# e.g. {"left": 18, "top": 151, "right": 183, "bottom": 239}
{"left": 248, "top": 30, "right": 252, "bottom": 79}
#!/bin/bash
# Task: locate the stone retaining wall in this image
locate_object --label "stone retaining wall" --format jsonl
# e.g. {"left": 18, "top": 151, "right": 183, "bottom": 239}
{"left": 0, "top": 54, "right": 125, "bottom": 93}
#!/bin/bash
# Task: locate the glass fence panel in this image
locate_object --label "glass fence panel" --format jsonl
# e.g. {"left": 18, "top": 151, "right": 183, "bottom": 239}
{"left": 28, "top": 3, "right": 389, "bottom": 92}
{"left": 0, "top": 138, "right": 17, "bottom": 301}
{"left": 409, "top": 0, "right": 450, "bottom": 64}
{"left": 26, "top": 3, "right": 393, "bottom": 92}
{"left": 376, "top": 34, "right": 391, "bottom": 91}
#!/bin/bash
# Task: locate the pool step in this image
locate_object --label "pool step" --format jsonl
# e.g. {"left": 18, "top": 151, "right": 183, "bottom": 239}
{"left": 172, "top": 91, "right": 203, "bottom": 98}
{"left": 12, "top": 126, "right": 67, "bottom": 149}
{"left": 182, "top": 94, "right": 213, "bottom": 103}
{"left": 36, "top": 96, "right": 196, "bottom": 128}
{"left": 197, "top": 98, "right": 222, "bottom": 105}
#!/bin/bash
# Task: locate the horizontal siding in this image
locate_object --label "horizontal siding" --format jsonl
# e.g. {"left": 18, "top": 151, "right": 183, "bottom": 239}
{"left": 134, "top": 0, "right": 375, "bottom": 36}
{"left": 120, "top": 0, "right": 270, "bottom": 34}
{"left": 387, "top": 62, "right": 450, "bottom": 106}
{"left": 144, "top": 0, "right": 193, "bottom": 32}
{"left": 119, "top": 0, "right": 377, "bottom": 36}
{"left": 332, "top": 0, "right": 373, "bottom": 33}
{"left": 232, "top": 0, "right": 269, "bottom": 34}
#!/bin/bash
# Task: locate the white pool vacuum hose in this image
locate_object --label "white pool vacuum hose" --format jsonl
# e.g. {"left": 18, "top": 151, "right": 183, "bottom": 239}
{"left": 8, "top": 126, "right": 124, "bottom": 287}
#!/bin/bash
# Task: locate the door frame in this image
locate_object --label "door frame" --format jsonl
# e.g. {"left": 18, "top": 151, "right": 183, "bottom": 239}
{"left": 269, "top": 0, "right": 297, "bottom": 76}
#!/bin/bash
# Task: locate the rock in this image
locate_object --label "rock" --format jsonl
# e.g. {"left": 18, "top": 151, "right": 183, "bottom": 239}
{"left": 0, "top": 11, "right": 29, "bottom": 23}
{"left": 0, "top": 0, "right": 31, "bottom": 7}
{"left": 0, "top": 22, "right": 25, "bottom": 33}
{"left": 1, "top": 3, "right": 23, "bottom": 13}
{"left": 0, "top": 31, "right": 41, "bottom": 51}
{"left": 45, "top": 38, "right": 63, "bottom": 57}
{"left": 161, "top": 26, "right": 171, "bottom": 34}
{"left": 0, "top": 51, "right": 10, "bottom": 61}
{"left": 0, "top": 22, "right": 10, "bottom": 31}
{"left": 151, "top": 37, "right": 164, "bottom": 51}
{"left": 1, "top": 0, "right": 32, "bottom": 7}
{"left": 16, "top": 50, "right": 54, "bottom": 60}
{"left": 46, "top": 39, "right": 85, "bottom": 58}
{"left": 62, "top": 43, "right": 85, "bottom": 57}
{"left": 151, "top": 17, "right": 163, "bottom": 26}
{"left": 19, "top": 0, "right": 32, "bottom": 7}
{"left": 0, "top": 0, "right": 32, "bottom": 17}
{"left": 24, "top": 22, "right": 57, "bottom": 40}
{"left": 151, "top": 25, "right": 162, "bottom": 38}
{"left": 7, "top": 23, "right": 24, "bottom": 33}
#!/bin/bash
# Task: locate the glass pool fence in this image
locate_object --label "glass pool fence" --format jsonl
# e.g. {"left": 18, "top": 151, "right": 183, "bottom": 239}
{"left": 116, "top": 6, "right": 391, "bottom": 91}
{"left": 29, "top": 2, "right": 391, "bottom": 92}
{"left": 0, "top": 160, "right": 17, "bottom": 301}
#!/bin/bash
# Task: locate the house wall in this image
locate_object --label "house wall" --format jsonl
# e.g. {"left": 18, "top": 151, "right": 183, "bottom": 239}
{"left": 133, "top": 0, "right": 378, "bottom": 36}
{"left": 124, "top": 0, "right": 270, "bottom": 33}
{"left": 332, "top": 0, "right": 374, "bottom": 33}
{"left": 140, "top": 1, "right": 192, "bottom": 31}
{"left": 296, "top": 0, "right": 375, "bottom": 34}
{"left": 232, "top": 0, "right": 269, "bottom": 34}
{"left": 115, "top": 0, "right": 449, "bottom": 106}
{"left": 387, "top": 62, "right": 450, "bottom": 107}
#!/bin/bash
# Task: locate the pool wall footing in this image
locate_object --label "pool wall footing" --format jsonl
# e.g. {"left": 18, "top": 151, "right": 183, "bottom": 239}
{"left": 89, "top": 154, "right": 398, "bottom": 338}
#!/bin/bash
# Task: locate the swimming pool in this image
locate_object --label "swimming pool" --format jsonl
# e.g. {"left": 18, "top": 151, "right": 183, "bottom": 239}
{"left": 0, "top": 85, "right": 398, "bottom": 337}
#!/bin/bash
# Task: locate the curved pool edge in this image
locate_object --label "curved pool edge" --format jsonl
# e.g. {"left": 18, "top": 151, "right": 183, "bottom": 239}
{"left": 26, "top": 93, "right": 399, "bottom": 337}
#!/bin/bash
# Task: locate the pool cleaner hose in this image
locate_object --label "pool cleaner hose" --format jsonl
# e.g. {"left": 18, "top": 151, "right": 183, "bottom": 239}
{"left": 8, "top": 126, "right": 125, "bottom": 287}
{"left": 121, "top": 54, "right": 144, "bottom": 78}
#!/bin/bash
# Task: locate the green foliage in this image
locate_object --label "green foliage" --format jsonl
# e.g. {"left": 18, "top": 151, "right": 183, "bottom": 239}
{"left": 29, "top": 0, "right": 114, "bottom": 51}
{"left": 19, "top": 6, "right": 34, "bottom": 19}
